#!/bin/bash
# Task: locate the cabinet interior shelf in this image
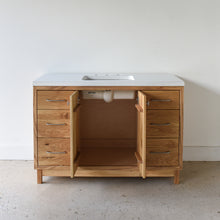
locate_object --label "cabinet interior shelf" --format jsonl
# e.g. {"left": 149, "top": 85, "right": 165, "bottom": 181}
{"left": 79, "top": 147, "right": 137, "bottom": 166}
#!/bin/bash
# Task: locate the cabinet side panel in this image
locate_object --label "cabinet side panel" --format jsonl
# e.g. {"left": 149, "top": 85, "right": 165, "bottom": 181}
{"left": 179, "top": 87, "right": 184, "bottom": 168}
{"left": 33, "top": 87, "right": 38, "bottom": 169}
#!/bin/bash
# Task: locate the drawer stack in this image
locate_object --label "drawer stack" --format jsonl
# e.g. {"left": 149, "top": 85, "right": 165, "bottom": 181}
{"left": 37, "top": 91, "right": 73, "bottom": 166}
{"left": 143, "top": 91, "right": 180, "bottom": 167}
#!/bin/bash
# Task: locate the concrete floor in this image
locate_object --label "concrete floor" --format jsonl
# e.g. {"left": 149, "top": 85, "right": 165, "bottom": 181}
{"left": 0, "top": 161, "right": 220, "bottom": 220}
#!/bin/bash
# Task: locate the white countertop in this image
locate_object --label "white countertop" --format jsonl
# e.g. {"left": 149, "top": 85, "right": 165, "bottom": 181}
{"left": 33, "top": 73, "right": 184, "bottom": 86}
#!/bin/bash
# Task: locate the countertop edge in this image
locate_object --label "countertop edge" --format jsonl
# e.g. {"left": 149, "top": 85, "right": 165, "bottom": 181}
{"left": 33, "top": 82, "right": 185, "bottom": 87}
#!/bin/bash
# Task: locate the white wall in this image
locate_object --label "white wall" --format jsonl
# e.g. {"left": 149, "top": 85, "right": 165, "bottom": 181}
{"left": 0, "top": 0, "right": 219, "bottom": 160}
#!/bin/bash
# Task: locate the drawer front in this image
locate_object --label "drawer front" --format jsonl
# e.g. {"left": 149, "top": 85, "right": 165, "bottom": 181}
{"left": 38, "top": 138, "right": 70, "bottom": 166}
{"left": 38, "top": 91, "right": 74, "bottom": 110}
{"left": 38, "top": 110, "right": 70, "bottom": 138}
{"left": 147, "top": 110, "right": 179, "bottom": 137}
{"left": 146, "top": 139, "right": 179, "bottom": 166}
{"left": 143, "top": 91, "right": 179, "bottom": 109}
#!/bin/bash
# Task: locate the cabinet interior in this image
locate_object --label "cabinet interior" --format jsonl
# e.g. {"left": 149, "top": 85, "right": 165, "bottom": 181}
{"left": 79, "top": 95, "right": 137, "bottom": 166}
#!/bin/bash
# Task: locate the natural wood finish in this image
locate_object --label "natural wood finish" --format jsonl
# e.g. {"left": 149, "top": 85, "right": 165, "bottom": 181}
{"left": 38, "top": 110, "right": 70, "bottom": 138}
{"left": 35, "top": 86, "right": 184, "bottom": 91}
{"left": 179, "top": 87, "right": 184, "bottom": 169}
{"left": 135, "top": 104, "right": 143, "bottom": 112}
{"left": 79, "top": 147, "right": 136, "bottom": 166}
{"left": 80, "top": 139, "right": 136, "bottom": 148}
{"left": 80, "top": 99, "right": 137, "bottom": 140}
{"left": 147, "top": 166, "right": 181, "bottom": 171}
{"left": 75, "top": 166, "right": 140, "bottom": 177}
{"left": 42, "top": 166, "right": 140, "bottom": 177}
{"left": 38, "top": 138, "right": 70, "bottom": 166}
{"left": 147, "top": 110, "right": 179, "bottom": 137}
{"left": 33, "top": 86, "right": 184, "bottom": 184}
{"left": 135, "top": 152, "right": 143, "bottom": 163}
{"left": 70, "top": 91, "right": 80, "bottom": 178}
{"left": 146, "top": 167, "right": 176, "bottom": 177}
{"left": 41, "top": 166, "right": 178, "bottom": 178}
{"left": 42, "top": 167, "right": 70, "bottom": 177}
{"left": 73, "top": 104, "right": 80, "bottom": 112}
{"left": 33, "top": 87, "right": 38, "bottom": 169}
{"left": 137, "top": 91, "right": 147, "bottom": 178}
{"left": 174, "top": 170, "right": 180, "bottom": 184}
{"left": 143, "top": 91, "right": 180, "bottom": 109}
{"left": 37, "top": 91, "right": 74, "bottom": 110}
{"left": 146, "top": 139, "right": 179, "bottom": 167}
{"left": 37, "top": 170, "right": 42, "bottom": 184}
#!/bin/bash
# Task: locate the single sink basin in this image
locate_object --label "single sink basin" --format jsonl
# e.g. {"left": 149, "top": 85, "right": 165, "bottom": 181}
{"left": 82, "top": 75, "right": 135, "bottom": 81}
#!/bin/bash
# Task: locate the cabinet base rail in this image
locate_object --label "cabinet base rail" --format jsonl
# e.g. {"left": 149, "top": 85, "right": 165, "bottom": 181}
{"left": 37, "top": 166, "right": 180, "bottom": 184}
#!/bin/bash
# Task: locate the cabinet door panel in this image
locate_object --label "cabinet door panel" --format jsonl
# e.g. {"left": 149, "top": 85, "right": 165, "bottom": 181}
{"left": 136, "top": 91, "right": 147, "bottom": 178}
{"left": 70, "top": 91, "right": 80, "bottom": 178}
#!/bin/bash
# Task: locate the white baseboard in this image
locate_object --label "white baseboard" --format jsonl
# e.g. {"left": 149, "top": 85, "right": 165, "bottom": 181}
{"left": 0, "top": 145, "right": 220, "bottom": 161}
{"left": 0, "top": 145, "right": 33, "bottom": 160}
{"left": 183, "top": 146, "right": 220, "bottom": 161}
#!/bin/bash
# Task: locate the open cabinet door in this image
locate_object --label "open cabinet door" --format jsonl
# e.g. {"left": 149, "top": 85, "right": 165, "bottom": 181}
{"left": 70, "top": 91, "right": 80, "bottom": 178}
{"left": 135, "top": 91, "right": 147, "bottom": 179}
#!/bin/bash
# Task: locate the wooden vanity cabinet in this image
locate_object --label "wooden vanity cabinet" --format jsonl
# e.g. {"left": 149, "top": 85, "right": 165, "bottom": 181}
{"left": 34, "top": 86, "right": 183, "bottom": 184}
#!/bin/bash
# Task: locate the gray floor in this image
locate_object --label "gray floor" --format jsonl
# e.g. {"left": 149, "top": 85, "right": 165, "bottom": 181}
{"left": 0, "top": 161, "right": 220, "bottom": 220}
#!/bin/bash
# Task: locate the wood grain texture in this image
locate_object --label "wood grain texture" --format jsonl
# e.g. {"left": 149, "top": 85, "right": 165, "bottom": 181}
{"left": 42, "top": 167, "right": 70, "bottom": 177}
{"left": 38, "top": 110, "right": 70, "bottom": 138}
{"left": 174, "top": 170, "right": 180, "bottom": 184}
{"left": 147, "top": 110, "right": 179, "bottom": 137}
{"left": 75, "top": 166, "right": 140, "bottom": 177}
{"left": 79, "top": 147, "right": 136, "bottom": 166}
{"left": 143, "top": 90, "right": 180, "bottom": 109}
{"left": 137, "top": 91, "right": 146, "bottom": 178}
{"left": 135, "top": 152, "right": 143, "bottom": 163}
{"left": 38, "top": 138, "right": 70, "bottom": 166}
{"left": 37, "top": 170, "right": 42, "bottom": 184}
{"left": 37, "top": 91, "right": 74, "bottom": 109}
{"left": 41, "top": 166, "right": 179, "bottom": 178}
{"left": 70, "top": 91, "right": 80, "bottom": 178}
{"left": 179, "top": 87, "right": 184, "bottom": 169}
{"left": 33, "top": 86, "right": 184, "bottom": 183}
{"left": 146, "top": 167, "right": 176, "bottom": 177}
{"left": 41, "top": 166, "right": 139, "bottom": 177}
{"left": 80, "top": 99, "right": 137, "bottom": 140}
{"left": 33, "top": 87, "right": 38, "bottom": 169}
{"left": 146, "top": 139, "right": 179, "bottom": 167}
{"left": 80, "top": 139, "right": 136, "bottom": 148}
{"left": 135, "top": 104, "right": 143, "bottom": 112}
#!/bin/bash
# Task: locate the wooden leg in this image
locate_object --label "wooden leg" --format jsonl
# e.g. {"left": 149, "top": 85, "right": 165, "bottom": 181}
{"left": 37, "top": 170, "right": 43, "bottom": 184}
{"left": 174, "top": 170, "right": 180, "bottom": 184}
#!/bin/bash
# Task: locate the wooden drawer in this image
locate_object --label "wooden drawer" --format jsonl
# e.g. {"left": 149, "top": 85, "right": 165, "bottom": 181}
{"left": 38, "top": 91, "right": 74, "bottom": 110}
{"left": 38, "top": 138, "right": 70, "bottom": 166}
{"left": 143, "top": 91, "right": 179, "bottom": 109}
{"left": 146, "top": 139, "right": 179, "bottom": 167}
{"left": 147, "top": 110, "right": 179, "bottom": 137}
{"left": 38, "top": 110, "right": 70, "bottom": 138}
